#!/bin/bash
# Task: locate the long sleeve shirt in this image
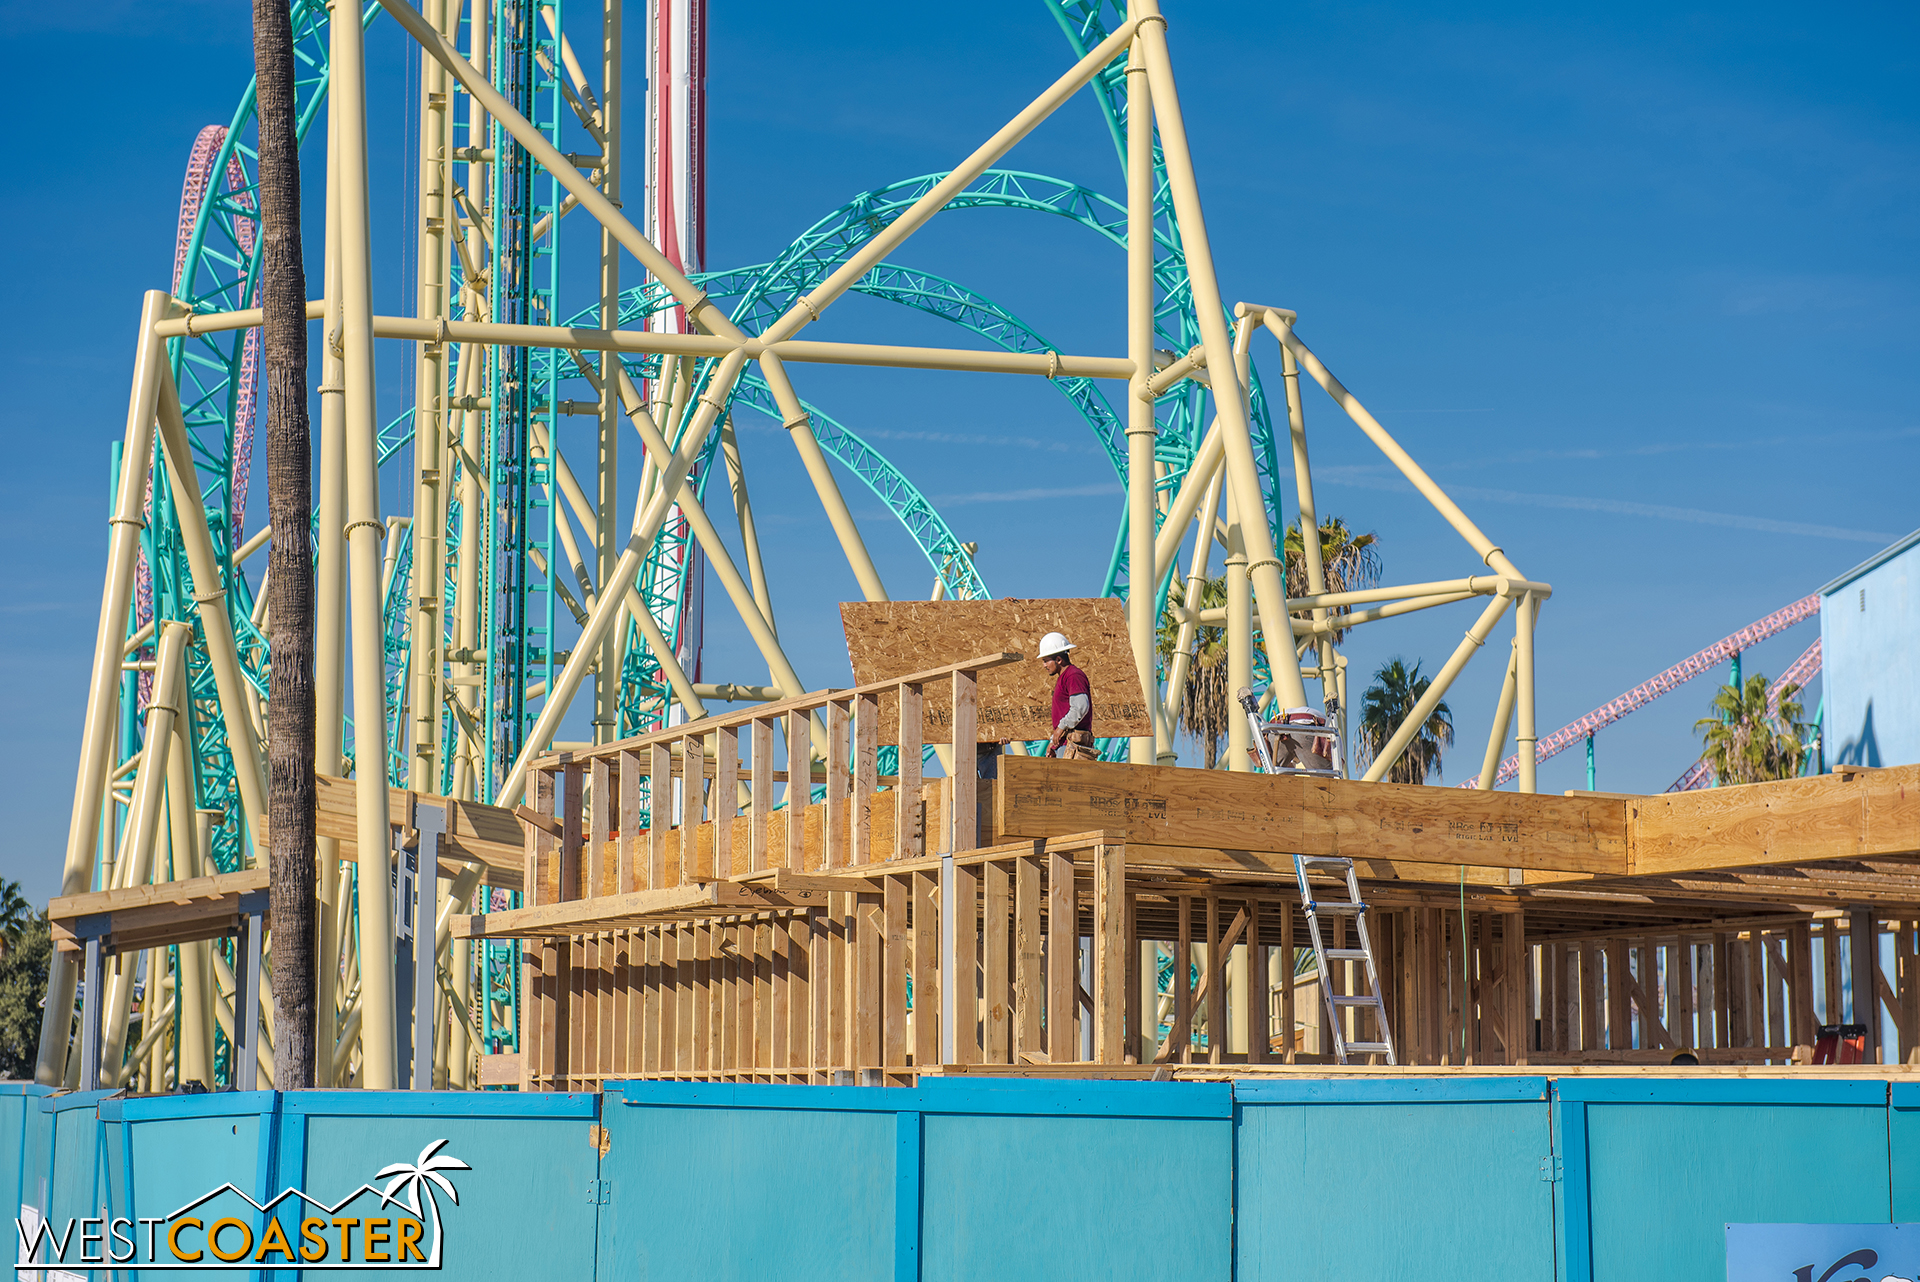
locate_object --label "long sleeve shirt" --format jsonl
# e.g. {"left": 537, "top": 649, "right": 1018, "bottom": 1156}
{"left": 1050, "top": 663, "right": 1094, "bottom": 735}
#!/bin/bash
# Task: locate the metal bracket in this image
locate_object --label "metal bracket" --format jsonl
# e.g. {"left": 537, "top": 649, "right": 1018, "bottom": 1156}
{"left": 585, "top": 1180, "right": 611, "bottom": 1204}
{"left": 1539, "top": 1155, "right": 1563, "bottom": 1183}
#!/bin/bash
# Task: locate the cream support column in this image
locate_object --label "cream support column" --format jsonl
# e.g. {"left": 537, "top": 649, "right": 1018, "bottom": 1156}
{"left": 755, "top": 354, "right": 889, "bottom": 603}
{"left": 1272, "top": 322, "right": 1525, "bottom": 584}
{"left": 1133, "top": 6, "right": 1308, "bottom": 709}
{"left": 761, "top": 21, "right": 1141, "bottom": 343}
{"left": 1160, "top": 469, "right": 1224, "bottom": 746}
{"left": 167, "top": 699, "right": 213, "bottom": 1089}
{"left": 501, "top": 348, "right": 750, "bottom": 802}
{"left": 99, "top": 623, "right": 191, "bottom": 1076}
{"left": 1362, "top": 593, "right": 1514, "bottom": 784}
{"left": 334, "top": 0, "right": 397, "bottom": 1088}
{"left": 450, "top": 0, "right": 489, "bottom": 802}
{"left": 408, "top": 0, "right": 453, "bottom": 790}
{"left": 382, "top": 0, "right": 735, "bottom": 338}
{"left": 314, "top": 103, "right": 349, "bottom": 1062}
{"left": 1516, "top": 594, "right": 1539, "bottom": 794}
{"left": 1124, "top": 32, "right": 1156, "bottom": 766}
{"left": 718, "top": 415, "right": 774, "bottom": 634}
{"left": 608, "top": 365, "right": 804, "bottom": 697}
{"left": 155, "top": 371, "right": 269, "bottom": 839}
{"left": 37, "top": 288, "right": 172, "bottom": 1084}
{"left": 1225, "top": 486, "right": 1253, "bottom": 771}
{"left": 451, "top": 336, "right": 486, "bottom": 799}
{"left": 1270, "top": 314, "right": 1337, "bottom": 708}
{"left": 1478, "top": 644, "right": 1520, "bottom": 792}
{"left": 594, "top": 0, "right": 622, "bottom": 746}
{"left": 1149, "top": 420, "right": 1222, "bottom": 581}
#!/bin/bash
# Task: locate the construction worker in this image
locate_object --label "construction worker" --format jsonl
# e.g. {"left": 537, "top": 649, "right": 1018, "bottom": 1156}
{"left": 1038, "top": 632, "right": 1099, "bottom": 760}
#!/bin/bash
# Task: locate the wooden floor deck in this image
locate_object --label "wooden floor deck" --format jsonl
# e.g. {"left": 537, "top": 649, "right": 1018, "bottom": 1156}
{"left": 433, "top": 655, "right": 1920, "bottom": 1086}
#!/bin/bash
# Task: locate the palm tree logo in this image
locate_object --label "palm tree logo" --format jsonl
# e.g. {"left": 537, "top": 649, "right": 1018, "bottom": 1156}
{"left": 375, "top": 1139, "right": 471, "bottom": 1267}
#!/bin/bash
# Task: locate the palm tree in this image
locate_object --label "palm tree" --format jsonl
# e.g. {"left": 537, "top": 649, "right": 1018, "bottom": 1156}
{"left": 0, "top": 879, "right": 30, "bottom": 958}
{"left": 377, "top": 1138, "right": 472, "bottom": 1265}
{"left": 1157, "top": 575, "right": 1232, "bottom": 767}
{"left": 254, "top": 0, "right": 318, "bottom": 1088}
{"left": 1285, "top": 518, "right": 1383, "bottom": 641}
{"left": 1696, "top": 675, "right": 1809, "bottom": 785}
{"left": 1357, "top": 658, "right": 1454, "bottom": 784}
{"left": 1156, "top": 517, "right": 1382, "bottom": 767}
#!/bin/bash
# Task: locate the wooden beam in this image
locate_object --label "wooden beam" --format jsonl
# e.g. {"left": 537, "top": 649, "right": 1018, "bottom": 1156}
{"left": 1098, "top": 844, "right": 1121, "bottom": 1067}
{"left": 453, "top": 880, "right": 821, "bottom": 938}
{"left": 310, "top": 773, "right": 526, "bottom": 890}
{"left": 1629, "top": 766, "right": 1920, "bottom": 874}
{"left": 996, "top": 757, "right": 1628, "bottom": 874}
{"left": 49, "top": 867, "right": 272, "bottom": 955}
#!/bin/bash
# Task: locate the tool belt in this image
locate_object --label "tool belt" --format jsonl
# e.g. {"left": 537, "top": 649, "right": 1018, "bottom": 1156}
{"left": 1054, "top": 729, "right": 1099, "bottom": 761}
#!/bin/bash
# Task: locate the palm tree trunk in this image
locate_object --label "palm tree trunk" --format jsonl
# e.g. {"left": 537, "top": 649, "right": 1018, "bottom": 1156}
{"left": 254, "top": 0, "right": 317, "bottom": 1088}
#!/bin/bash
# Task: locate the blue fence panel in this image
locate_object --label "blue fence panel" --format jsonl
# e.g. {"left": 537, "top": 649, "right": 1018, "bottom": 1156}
{"left": 602, "top": 1078, "right": 1233, "bottom": 1282}
{"left": 291, "top": 1090, "right": 603, "bottom": 1280}
{"left": 0, "top": 1084, "right": 54, "bottom": 1266}
{"left": 1887, "top": 1083, "right": 1920, "bottom": 1221}
{"left": 1558, "top": 1078, "right": 1893, "bottom": 1282}
{"left": 916, "top": 1079, "right": 1234, "bottom": 1282}
{"left": 1236, "top": 1076, "right": 1556, "bottom": 1280}
{"left": 602, "top": 1081, "right": 901, "bottom": 1281}
{"left": 7, "top": 1074, "right": 1915, "bottom": 1280}
{"left": 33, "top": 1089, "right": 116, "bottom": 1272}
{"left": 100, "top": 1090, "right": 274, "bottom": 1281}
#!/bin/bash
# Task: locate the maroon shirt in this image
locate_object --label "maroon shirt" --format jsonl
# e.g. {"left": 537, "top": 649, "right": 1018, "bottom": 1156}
{"left": 1050, "top": 663, "right": 1094, "bottom": 736}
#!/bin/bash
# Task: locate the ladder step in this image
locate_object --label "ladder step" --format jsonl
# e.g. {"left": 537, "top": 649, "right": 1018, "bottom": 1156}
{"left": 1342, "top": 1042, "right": 1393, "bottom": 1054}
{"left": 1331, "top": 996, "right": 1383, "bottom": 1007}
{"left": 1296, "top": 855, "right": 1353, "bottom": 866}
{"left": 1305, "top": 901, "right": 1366, "bottom": 915}
{"left": 1324, "top": 949, "right": 1371, "bottom": 961}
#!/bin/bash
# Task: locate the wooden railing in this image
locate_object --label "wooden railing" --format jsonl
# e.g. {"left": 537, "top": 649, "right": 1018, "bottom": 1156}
{"left": 486, "top": 651, "right": 1085, "bottom": 1087}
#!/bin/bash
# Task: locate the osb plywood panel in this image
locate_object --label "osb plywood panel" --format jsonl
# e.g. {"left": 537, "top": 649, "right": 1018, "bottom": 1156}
{"left": 1628, "top": 764, "right": 1920, "bottom": 873}
{"left": 994, "top": 756, "right": 1630, "bottom": 875}
{"left": 840, "top": 599, "right": 1150, "bottom": 742}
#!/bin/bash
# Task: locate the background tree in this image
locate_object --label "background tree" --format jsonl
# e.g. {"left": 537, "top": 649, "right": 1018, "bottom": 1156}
{"left": 1696, "top": 675, "right": 1809, "bottom": 785}
{"left": 1284, "top": 518, "right": 1382, "bottom": 641}
{"left": 0, "top": 880, "right": 30, "bottom": 958}
{"left": 254, "top": 0, "right": 317, "bottom": 1088}
{"left": 0, "top": 879, "right": 49, "bottom": 1078}
{"left": 1157, "top": 573, "right": 1231, "bottom": 767}
{"left": 1155, "top": 516, "right": 1383, "bottom": 768}
{"left": 1357, "top": 658, "right": 1454, "bottom": 784}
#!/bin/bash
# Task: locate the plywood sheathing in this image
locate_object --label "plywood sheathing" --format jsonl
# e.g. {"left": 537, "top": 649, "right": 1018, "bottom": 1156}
{"left": 995, "top": 755, "right": 1629, "bottom": 875}
{"left": 1630, "top": 767, "right": 1920, "bottom": 873}
{"left": 841, "top": 599, "right": 1150, "bottom": 742}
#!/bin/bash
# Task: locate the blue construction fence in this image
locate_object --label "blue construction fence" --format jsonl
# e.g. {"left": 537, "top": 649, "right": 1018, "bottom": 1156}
{"left": 4, "top": 1074, "right": 1916, "bottom": 1279}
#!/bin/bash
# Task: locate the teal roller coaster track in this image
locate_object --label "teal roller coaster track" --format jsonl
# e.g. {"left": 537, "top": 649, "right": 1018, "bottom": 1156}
{"left": 129, "top": 0, "right": 1290, "bottom": 1074}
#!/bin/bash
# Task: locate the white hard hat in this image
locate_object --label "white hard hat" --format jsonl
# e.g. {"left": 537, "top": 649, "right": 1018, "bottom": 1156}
{"left": 1037, "top": 631, "right": 1075, "bottom": 658}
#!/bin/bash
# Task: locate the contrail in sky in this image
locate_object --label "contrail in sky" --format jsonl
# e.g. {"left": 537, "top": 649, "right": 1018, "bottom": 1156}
{"left": 931, "top": 483, "right": 1120, "bottom": 506}
{"left": 1316, "top": 470, "right": 1897, "bottom": 543}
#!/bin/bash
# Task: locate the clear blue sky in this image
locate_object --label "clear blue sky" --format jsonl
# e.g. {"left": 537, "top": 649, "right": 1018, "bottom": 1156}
{"left": 2, "top": 0, "right": 1915, "bottom": 904}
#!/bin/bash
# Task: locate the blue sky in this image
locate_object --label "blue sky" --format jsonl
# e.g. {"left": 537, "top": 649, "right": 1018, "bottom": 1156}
{"left": 2, "top": 0, "right": 1916, "bottom": 904}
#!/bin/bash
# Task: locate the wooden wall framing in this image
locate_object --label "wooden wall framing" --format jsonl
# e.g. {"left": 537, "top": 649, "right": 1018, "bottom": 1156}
{"left": 454, "top": 717, "right": 1920, "bottom": 1082}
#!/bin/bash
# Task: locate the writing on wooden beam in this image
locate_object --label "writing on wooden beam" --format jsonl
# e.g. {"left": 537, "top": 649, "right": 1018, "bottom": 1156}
{"left": 993, "top": 756, "right": 1630, "bottom": 876}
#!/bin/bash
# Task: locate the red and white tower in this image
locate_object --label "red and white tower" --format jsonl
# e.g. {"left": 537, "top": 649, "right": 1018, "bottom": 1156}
{"left": 646, "top": 0, "right": 708, "bottom": 688}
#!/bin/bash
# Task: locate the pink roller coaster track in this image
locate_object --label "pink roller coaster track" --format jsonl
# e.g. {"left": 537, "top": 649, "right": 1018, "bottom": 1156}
{"left": 1463, "top": 594, "right": 1822, "bottom": 790}
{"left": 136, "top": 125, "right": 259, "bottom": 692}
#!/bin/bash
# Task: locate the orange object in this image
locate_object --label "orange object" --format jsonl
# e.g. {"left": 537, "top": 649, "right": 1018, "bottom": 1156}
{"left": 1813, "top": 1023, "right": 1867, "bottom": 1065}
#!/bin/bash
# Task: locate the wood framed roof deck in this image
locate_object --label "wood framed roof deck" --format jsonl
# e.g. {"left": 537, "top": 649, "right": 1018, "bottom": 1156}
{"left": 437, "top": 662, "right": 1919, "bottom": 1086}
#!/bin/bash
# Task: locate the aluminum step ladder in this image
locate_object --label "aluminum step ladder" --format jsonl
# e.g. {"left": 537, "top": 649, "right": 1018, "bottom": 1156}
{"left": 1236, "top": 686, "right": 1341, "bottom": 779}
{"left": 1293, "top": 858, "right": 1397, "bottom": 1065}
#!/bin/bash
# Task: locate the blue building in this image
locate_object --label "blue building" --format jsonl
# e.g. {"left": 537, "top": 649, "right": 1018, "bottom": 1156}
{"left": 1820, "top": 527, "right": 1920, "bottom": 769}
